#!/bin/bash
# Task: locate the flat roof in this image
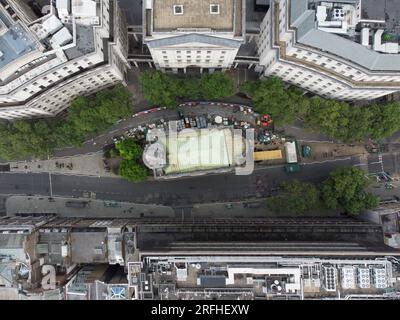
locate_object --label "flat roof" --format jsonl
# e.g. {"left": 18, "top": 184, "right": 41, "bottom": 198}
{"left": 160, "top": 127, "right": 245, "bottom": 175}
{"left": 152, "top": 0, "right": 236, "bottom": 32}
{"left": 360, "top": 0, "right": 386, "bottom": 21}
{"left": 70, "top": 231, "right": 108, "bottom": 264}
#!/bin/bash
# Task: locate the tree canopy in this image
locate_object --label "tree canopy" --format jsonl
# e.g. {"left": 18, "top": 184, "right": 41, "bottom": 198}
{"left": 114, "top": 137, "right": 148, "bottom": 183}
{"left": 118, "top": 159, "right": 148, "bottom": 183}
{"left": 0, "top": 84, "right": 132, "bottom": 161}
{"left": 240, "top": 77, "right": 308, "bottom": 127}
{"left": 139, "top": 71, "right": 182, "bottom": 108}
{"left": 139, "top": 70, "right": 234, "bottom": 108}
{"left": 267, "top": 180, "right": 321, "bottom": 214}
{"left": 200, "top": 72, "right": 234, "bottom": 100}
{"left": 321, "top": 167, "right": 379, "bottom": 215}
{"left": 242, "top": 77, "right": 400, "bottom": 142}
{"left": 115, "top": 138, "right": 143, "bottom": 161}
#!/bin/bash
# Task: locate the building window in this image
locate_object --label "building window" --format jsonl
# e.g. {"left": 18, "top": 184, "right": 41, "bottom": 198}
{"left": 173, "top": 5, "right": 183, "bottom": 15}
{"left": 210, "top": 4, "right": 220, "bottom": 14}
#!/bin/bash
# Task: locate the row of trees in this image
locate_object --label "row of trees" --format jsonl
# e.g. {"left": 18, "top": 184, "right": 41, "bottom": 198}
{"left": 241, "top": 77, "right": 400, "bottom": 142}
{"left": 0, "top": 85, "right": 132, "bottom": 160}
{"left": 267, "top": 167, "right": 379, "bottom": 215}
{"left": 114, "top": 138, "right": 148, "bottom": 183}
{"left": 139, "top": 70, "right": 235, "bottom": 108}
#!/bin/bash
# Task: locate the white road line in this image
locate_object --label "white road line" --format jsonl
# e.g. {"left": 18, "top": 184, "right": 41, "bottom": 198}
{"left": 302, "top": 157, "right": 351, "bottom": 165}
{"left": 297, "top": 140, "right": 335, "bottom": 144}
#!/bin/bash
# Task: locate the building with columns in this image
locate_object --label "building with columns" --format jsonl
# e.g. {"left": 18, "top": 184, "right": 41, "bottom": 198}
{"left": 142, "top": 0, "right": 246, "bottom": 73}
{"left": 0, "top": 0, "right": 130, "bottom": 120}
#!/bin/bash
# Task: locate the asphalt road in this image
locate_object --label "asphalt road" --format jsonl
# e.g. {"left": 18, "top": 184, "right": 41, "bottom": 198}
{"left": 0, "top": 157, "right": 358, "bottom": 205}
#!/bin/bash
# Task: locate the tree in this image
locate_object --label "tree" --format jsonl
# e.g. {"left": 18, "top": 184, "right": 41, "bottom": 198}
{"left": 115, "top": 138, "right": 142, "bottom": 161}
{"left": 368, "top": 102, "right": 400, "bottom": 140}
{"left": 240, "top": 77, "right": 302, "bottom": 126}
{"left": 0, "top": 85, "right": 133, "bottom": 161}
{"left": 139, "top": 70, "right": 180, "bottom": 108}
{"left": 267, "top": 180, "right": 320, "bottom": 214}
{"left": 345, "top": 106, "right": 375, "bottom": 142}
{"left": 181, "top": 76, "right": 201, "bottom": 99}
{"left": 304, "top": 98, "right": 350, "bottom": 140}
{"left": 118, "top": 159, "right": 148, "bottom": 183}
{"left": 68, "top": 84, "right": 132, "bottom": 134}
{"left": 321, "top": 167, "right": 379, "bottom": 215}
{"left": 200, "top": 72, "right": 234, "bottom": 99}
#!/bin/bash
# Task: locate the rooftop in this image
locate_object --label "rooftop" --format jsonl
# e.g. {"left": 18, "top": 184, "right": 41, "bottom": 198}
{"left": 289, "top": 0, "right": 400, "bottom": 72}
{"left": 360, "top": 0, "right": 386, "bottom": 22}
{"left": 152, "top": 0, "right": 237, "bottom": 32}
{"left": 70, "top": 231, "right": 108, "bottom": 264}
{"left": 0, "top": 22, "right": 38, "bottom": 71}
{"left": 144, "top": 127, "right": 245, "bottom": 175}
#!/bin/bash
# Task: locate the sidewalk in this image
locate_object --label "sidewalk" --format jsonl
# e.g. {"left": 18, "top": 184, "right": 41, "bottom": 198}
{"left": 6, "top": 195, "right": 175, "bottom": 218}
{"left": 191, "top": 200, "right": 338, "bottom": 217}
{"left": 9, "top": 152, "right": 114, "bottom": 177}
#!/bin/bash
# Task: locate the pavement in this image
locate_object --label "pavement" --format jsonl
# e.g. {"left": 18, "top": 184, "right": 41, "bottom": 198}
{"left": 9, "top": 152, "right": 113, "bottom": 177}
{"left": 6, "top": 195, "right": 174, "bottom": 218}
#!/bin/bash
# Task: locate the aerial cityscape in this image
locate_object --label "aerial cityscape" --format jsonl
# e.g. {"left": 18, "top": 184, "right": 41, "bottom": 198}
{"left": 1, "top": 0, "right": 400, "bottom": 306}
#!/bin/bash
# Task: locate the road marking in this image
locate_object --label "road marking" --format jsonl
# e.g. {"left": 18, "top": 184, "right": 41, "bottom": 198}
{"left": 302, "top": 157, "right": 351, "bottom": 165}
{"left": 297, "top": 139, "right": 335, "bottom": 144}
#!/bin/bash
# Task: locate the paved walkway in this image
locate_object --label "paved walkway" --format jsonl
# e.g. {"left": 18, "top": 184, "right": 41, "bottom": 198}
{"left": 9, "top": 152, "right": 114, "bottom": 177}
{"left": 191, "top": 200, "right": 337, "bottom": 218}
{"left": 6, "top": 195, "right": 174, "bottom": 218}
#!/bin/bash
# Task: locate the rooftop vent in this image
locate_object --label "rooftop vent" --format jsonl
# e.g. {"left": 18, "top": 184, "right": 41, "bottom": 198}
{"left": 210, "top": 4, "right": 220, "bottom": 14}
{"left": 173, "top": 5, "right": 183, "bottom": 15}
{"left": 332, "top": 8, "right": 345, "bottom": 21}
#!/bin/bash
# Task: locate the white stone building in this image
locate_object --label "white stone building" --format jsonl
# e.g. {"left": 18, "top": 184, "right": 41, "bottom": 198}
{"left": 0, "top": 0, "right": 130, "bottom": 120}
{"left": 143, "top": 0, "right": 246, "bottom": 73}
{"left": 257, "top": 0, "right": 400, "bottom": 101}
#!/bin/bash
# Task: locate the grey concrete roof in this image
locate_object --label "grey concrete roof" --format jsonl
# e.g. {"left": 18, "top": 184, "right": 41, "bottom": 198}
{"left": 360, "top": 0, "right": 386, "bottom": 21}
{"left": 70, "top": 231, "right": 108, "bottom": 264}
{"left": 292, "top": 10, "right": 315, "bottom": 40}
{"left": 299, "top": 29, "right": 400, "bottom": 71}
{"left": 290, "top": 0, "right": 308, "bottom": 25}
{"left": 146, "top": 33, "right": 243, "bottom": 48}
{"left": 199, "top": 275, "right": 226, "bottom": 287}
